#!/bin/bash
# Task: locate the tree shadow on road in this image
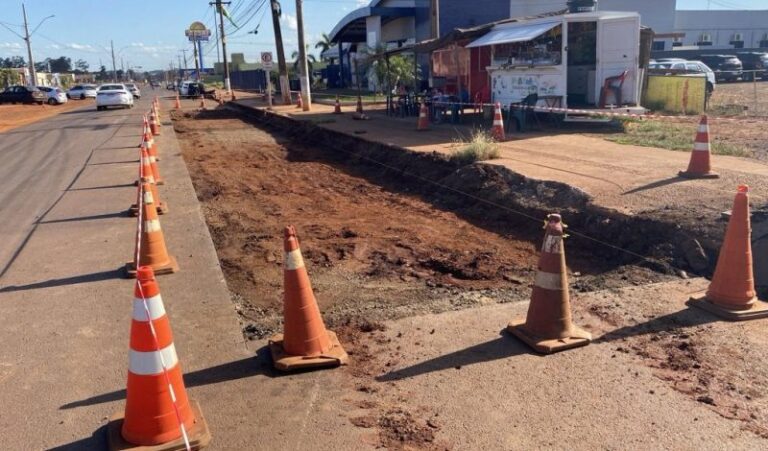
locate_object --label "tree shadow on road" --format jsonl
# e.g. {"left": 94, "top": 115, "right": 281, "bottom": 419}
{"left": 39, "top": 211, "right": 127, "bottom": 224}
{"left": 376, "top": 331, "right": 536, "bottom": 382}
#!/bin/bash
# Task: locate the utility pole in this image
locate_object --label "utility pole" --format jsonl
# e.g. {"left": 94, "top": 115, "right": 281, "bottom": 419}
{"left": 177, "top": 54, "right": 183, "bottom": 78}
{"left": 110, "top": 40, "right": 118, "bottom": 82}
{"left": 193, "top": 44, "right": 201, "bottom": 81}
{"left": 120, "top": 57, "right": 125, "bottom": 80}
{"left": 213, "top": 4, "right": 221, "bottom": 64}
{"left": 22, "top": 4, "right": 36, "bottom": 86}
{"left": 295, "top": 0, "right": 311, "bottom": 110}
{"left": 212, "top": 0, "right": 232, "bottom": 94}
{"left": 270, "top": 0, "right": 291, "bottom": 104}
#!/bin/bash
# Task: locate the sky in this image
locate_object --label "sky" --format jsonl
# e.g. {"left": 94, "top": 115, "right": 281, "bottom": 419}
{"left": 0, "top": 0, "right": 765, "bottom": 72}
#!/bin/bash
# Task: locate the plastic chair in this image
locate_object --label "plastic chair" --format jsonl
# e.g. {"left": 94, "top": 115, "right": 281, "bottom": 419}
{"left": 599, "top": 70, "right": 628, "bottom": 108}
{"left": 508, "top": 93, "right": 541, "bottom": 132}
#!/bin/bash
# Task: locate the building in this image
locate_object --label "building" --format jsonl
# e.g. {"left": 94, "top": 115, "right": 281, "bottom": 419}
{"left": 507, "top": 0, "right": 768, "bottom": 51}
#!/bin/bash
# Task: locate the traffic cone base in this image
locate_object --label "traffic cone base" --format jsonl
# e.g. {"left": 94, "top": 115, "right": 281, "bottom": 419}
{"left": 125, "top": 256, "right": 178, "bottom": 278}
{"left": 107, "top": 399, "right": 211, "bottom": 451}
{"left": 678, "top": 170, "right": 719, "bottom": 179}
{"left": 687, "top": 296, "right": 768, "bottom": 321}
{"left": 128, "top": 202, "right": 168, "bottom": 216}
{"left": 269, "top": 330, "right": 349, "bottom": 371}
{"left": 506, "top": 319, "right": 591, "bottom": 354}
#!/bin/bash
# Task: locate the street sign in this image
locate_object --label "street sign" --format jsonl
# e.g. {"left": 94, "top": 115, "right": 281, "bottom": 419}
{"left": 261, "top": 52, "right": 274, "bottom": 71}
{"left": 185, "top": 21, "right": 211, "bottom": 42}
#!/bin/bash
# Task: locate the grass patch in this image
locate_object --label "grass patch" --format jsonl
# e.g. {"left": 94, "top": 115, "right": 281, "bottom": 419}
{"left": 606, "top": 119, "right": 752, "bottom": 157}
{"left": 450, "top": 130, "right": 501, "bottom": 164}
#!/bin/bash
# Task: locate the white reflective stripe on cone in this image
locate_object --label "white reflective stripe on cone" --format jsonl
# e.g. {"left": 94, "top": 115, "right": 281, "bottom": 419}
{"left": 534, "top": 271, "right": 564, "bottom": 290}
{"left": 141, "top": 157, "right": 152, "bottom": 165}
{"left": 541, "top": 235, "right": 562, "bottom": 254}
{"left": 129, "top": 344, "right": 179, "bottom": 375}
{"left": 133, "top": 294, "right": 166, "bottom": 321}
{"left": 149, "top": 156, "right": 156, "bottom": 163}
{"left": 143, "top": 191, "right": 155, "bottom": 204}
{"left": 284, "top": 249, "right": 305, "bottom": 270}
{"left": 698, "top": 125, "right": 708, "bottom": 132}
{"left": 144, "top": 219, "right": 162, "bottom": 233}
{"left": 693, "top": 142, "right": 710, "bottom": 151}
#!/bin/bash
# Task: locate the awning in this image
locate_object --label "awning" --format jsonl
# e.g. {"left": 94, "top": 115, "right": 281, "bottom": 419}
{"left": 466, "top": 21, "right": 560, "bottom": 48}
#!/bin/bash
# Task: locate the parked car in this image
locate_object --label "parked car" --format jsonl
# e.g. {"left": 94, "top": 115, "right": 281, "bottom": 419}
{"left": 67, "top": 84, "right": 97, "bottom": 99}
{"left": 698, "top": 55, "right": 742, "bottom": 82}
{"left": 95, "top": 84, "right": 134, "bottom": 110}
{"left": 0, "top": 85, "right": 46, "bottom": 104}
{"left": 178, "top": 80, "right": 194, "bottom": 96}
{"left": 736, "top": 52, "right": 768, "bottom": 81}
{"left": 648, "top": 60, "right": 716, "bottom": 95}
{"left": 166, "top": 82, "right": 176, "bottom": 90}
{"left": 36, "top": 86, "right": 68, "bottom": 105}
{"left": 124, "top": 83, "right": 141, "bottom": 99}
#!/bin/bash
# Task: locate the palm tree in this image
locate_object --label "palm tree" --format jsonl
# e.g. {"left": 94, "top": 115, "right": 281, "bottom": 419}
{"left": 315, "top": 33, "right": 334, "bottom": 62}
{"left": 291, "top": 47, "right": 317, "bottom": 83}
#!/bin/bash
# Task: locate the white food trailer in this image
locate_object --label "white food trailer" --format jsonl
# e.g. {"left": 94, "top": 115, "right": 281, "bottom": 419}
{"left": 466, "top": 11, "right": 644, "bottom": 121}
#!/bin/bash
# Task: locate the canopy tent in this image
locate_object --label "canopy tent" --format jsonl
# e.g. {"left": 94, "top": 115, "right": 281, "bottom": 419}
{"left": 466, "top": 21, "right": 560, "bottom": 48}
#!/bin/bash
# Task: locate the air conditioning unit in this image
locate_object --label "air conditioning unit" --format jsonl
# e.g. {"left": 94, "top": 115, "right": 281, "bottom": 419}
{"left": 732, "top": 33, "right": 743, "bottom": 42}
{"left": 700, "top": 33, "right": 712, "bottom": 42}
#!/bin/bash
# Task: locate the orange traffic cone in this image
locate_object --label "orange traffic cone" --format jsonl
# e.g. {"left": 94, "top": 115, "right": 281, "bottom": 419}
{"left": 107, "top": 266, "right": 211, "bottom": 449}
{"left": 296, "top": 92, "right": 303, "bottom": 109}
{"left": 145, "top": 126, "right": 161, "bottom": 163}
{"left": 333, "top": 96, "right": 342, "bottom": 114}
{"left": 679, "top": 115, "right": 718, "bottom": 179}
{"left": 507, "top": 214, "right": 591, "bottom": 353}
{"left": 143, "top": 115, "right": 153, "bottom": 138}
{"left": 174, "top": 94, "right": 181, "bottom": 110}
{"left": 149, "top": 110, "right": 160, "bottom": 136}
{"left": 199, "top": 95, "right": 206, "bottom": 111}
{"left": 417, "top": 102, "right": 430, "bottom": 131}
{"left": 491, "top": 102, "right": 505, "bottom": 142}
{"left": 269, "top": 226, "right": 349, "bottom": 371}
{"left": 130, "top": 147, "right": 167, "bottom": 215}
{"left": 356, "top": 95, "right": 364, "bottom": 114}
{"left": 688, "top": 185, "right": 768, "bottom": 319}
{"left": 153, "top": 105, "right": 162, "bottom": 129}
{"left": 126, "top": 182, "right": 179, "bottom": 277}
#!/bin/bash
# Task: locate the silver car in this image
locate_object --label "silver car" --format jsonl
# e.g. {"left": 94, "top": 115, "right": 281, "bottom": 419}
{"left": 37, "top": 86, "right": 68, "bottom": 105}
{"left": 124, "top": 83, "right": 141, "bottom": 99}
{"left": 67, "top": 84, "right": 97, "bottom": 100}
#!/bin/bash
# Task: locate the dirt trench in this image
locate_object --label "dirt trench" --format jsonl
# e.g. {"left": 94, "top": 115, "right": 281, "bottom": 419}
{"left": 172, "top": 108, "right": 670, "bottom": 339}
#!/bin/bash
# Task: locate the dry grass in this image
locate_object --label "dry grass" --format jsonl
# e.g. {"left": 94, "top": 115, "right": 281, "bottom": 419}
{"left": 450, "top": 129, "right": 501, "bottom": 164}
{"left": 607, "top": 118, "right": 752, "bottom": 158}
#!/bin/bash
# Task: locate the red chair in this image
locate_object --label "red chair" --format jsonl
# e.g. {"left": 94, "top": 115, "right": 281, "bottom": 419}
{"left": 599, "top": 70, "right": 628, "bottom": 108}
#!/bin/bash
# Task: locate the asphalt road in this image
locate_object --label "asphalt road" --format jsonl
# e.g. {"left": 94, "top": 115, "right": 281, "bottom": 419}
{"left": 0, "top": 100, "right": 136, "bottom": 278}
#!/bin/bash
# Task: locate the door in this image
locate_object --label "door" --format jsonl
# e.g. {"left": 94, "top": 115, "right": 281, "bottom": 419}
{"left": 595, "top": 16, "right": 640, "bottom": 106}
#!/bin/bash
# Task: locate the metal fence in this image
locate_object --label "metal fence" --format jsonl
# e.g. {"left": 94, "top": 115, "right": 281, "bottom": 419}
{"left": 708, "top": 70, "right": 768, "bottom": 117}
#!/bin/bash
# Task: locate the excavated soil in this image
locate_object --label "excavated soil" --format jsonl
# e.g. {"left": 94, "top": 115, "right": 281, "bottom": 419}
{"left": 173, "top": 108, "right": 669, "bottom": 339}
{"left": 172, "top": 107, "right": 768, "bottom": 448}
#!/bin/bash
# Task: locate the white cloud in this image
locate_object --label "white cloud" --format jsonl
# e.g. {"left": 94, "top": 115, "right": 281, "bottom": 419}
{"left": 0, "top": 42, "right": 23, "bottom": 50}
{"left": 356, "top": 0, "right": 368, "bottom": 6}
{"left": 66, "top": 43, "right": 96, "bottom": 51}
{"left": 281, "top": 13, "right": 297, "bottom": 31}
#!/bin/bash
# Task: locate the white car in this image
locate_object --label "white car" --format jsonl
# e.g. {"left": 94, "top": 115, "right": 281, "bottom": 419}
{"left": 95, "top": 84, "right": 134, "bottom": 110}
{"left": 125, "top": 83, "right": 141, "bottom": 99}
{"left": 178, "top": 80, "right": 195, "bottom": 96}
{"left": 67, "top": 84, "right": 97, "bottom": 99}
{"left": 37, "top": 86, "right": 68, "bottom": 105}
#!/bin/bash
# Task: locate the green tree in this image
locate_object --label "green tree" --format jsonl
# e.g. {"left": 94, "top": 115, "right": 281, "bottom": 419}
{"left": 360, "top": 44, "right": 421, "bottom": 94}
{"left": 0, "top": 68, "right": 21, "bottom": 88}
{"left": 315, "top": 33, "right": 334, "bottom": 61}
{"left": 290, "top": 47, "right": 317, "bottom": 82}
{"left": 0, "top": 56, "right": 26, "bottom": 68}
{"left": 74, "top": 59, "right": 89, "bottom": 73}
{"left": 96, "top": 65, "right": 108, "bottom": 81}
